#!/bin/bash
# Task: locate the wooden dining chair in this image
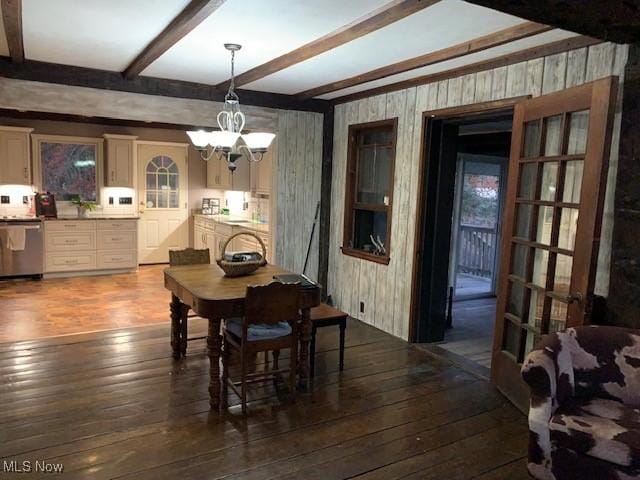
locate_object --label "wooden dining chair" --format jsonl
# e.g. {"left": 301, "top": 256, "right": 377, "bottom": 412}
{"left": 168, "top": 248, "right": 210, "bottom": 356}
{"left": 221, "top": 281, "right": 301, "bottom": 413}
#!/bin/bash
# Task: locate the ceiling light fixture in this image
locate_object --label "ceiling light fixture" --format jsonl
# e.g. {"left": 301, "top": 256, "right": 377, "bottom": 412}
{"left": 186, "top": 44, "right": 275, "bottom": 172}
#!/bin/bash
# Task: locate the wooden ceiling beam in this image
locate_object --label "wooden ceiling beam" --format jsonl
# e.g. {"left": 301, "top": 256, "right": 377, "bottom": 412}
{"left": 331, "top": 35, "right": 600, "bottom": 104}
{"left": 216, "top": 0, "right": 441, "bottom": 91}
{"left": 0, "top": 57, "right": 330, "bottom": 113}
{"left": 123, "top": 0, "right": 226, "bottom": 79}
{"left": 298, "top": 21, "right": 553, "bottom": 98}
{"left": 1, "top": 0, "right": 24, "bottom": 63}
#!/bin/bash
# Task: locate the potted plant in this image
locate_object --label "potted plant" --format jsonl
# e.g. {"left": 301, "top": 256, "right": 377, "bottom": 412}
{"left": 71, "top": 197, "right": 96, "bottom": 218}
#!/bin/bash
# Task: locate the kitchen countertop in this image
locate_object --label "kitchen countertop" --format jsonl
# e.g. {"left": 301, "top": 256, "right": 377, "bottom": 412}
{"left": 194, "top": 214, "right": 269, "bottom": 234}
{"left": 45, "top": 216, "right": 140, "bottom": 221}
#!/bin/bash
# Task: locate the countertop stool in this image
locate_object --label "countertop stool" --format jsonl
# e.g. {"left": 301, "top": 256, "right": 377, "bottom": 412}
{"left": 309, "top": 303, "right": 348, "bottom": 378}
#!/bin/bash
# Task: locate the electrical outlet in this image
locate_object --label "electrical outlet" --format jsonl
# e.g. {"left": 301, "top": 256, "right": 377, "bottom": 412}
{"left": 109, "top": 197, "right": 114, "bottom": 205}
{"left": 0, "top": 196, "right": 10, "bottom": 204}
{"left": 119, "top": 197, "right": 132, "bottom": 205}
{"left": 360, "top": 302, "right": 364, "bottom": 313}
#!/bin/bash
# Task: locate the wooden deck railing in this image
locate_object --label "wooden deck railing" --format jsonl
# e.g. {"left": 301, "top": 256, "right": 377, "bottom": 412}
{"left": 457, "top": 225, "right": 497, "bottom": 279}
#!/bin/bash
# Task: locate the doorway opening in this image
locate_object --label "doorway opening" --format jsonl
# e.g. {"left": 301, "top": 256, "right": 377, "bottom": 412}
{"left": 446, "top": 119, "right": 511, "bottom": 369}
{"left": 412, "top": 107, "right": 513, "bottom": 373}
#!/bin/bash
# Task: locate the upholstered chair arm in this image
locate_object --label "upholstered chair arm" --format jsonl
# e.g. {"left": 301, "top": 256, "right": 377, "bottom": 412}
{"left": 522, "top": 332, "right": 578, "bottom": 478}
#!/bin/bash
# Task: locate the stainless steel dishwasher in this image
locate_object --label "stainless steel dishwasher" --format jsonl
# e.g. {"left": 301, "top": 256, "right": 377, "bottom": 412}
{"left": 0, "top": 218, "right": 44, "bottom": 279}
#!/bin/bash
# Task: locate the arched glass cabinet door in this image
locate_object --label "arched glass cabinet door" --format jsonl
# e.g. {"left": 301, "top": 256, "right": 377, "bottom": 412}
{"left": 145, "top": 155, "right": 179, "bottom": 209}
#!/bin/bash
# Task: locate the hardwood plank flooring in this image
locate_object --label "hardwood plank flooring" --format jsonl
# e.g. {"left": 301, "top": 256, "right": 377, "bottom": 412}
{"left": 0, "top": 265, "right": 172, "bottom": 342}
{"left": 0, "top": 318, "right": 529, "bottom": 479}
{"left": 437, "top": 297, "right": 496, "bottom": 370}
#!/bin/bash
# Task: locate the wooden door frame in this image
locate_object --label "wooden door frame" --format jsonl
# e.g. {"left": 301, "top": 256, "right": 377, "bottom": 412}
{"left": 409, "top": 96, "right": 529, "bottom": 343}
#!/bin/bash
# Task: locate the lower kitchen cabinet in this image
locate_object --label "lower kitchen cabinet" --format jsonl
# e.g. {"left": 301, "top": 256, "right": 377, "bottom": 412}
{"left": 44, "top": 219, "right": 138, "bottom": 276}
{"left": 192, "top": 215, "right": 270, "bottom": 262}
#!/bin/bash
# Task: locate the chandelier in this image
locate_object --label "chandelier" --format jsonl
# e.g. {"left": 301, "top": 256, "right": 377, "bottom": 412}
{"left": 186, "top": 44, "right": 275, "bottom": 172}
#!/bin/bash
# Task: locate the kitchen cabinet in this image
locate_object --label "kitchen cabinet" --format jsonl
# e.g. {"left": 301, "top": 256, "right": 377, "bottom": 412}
{"left": 251, "top": 148, "right": 272, "bottom": 196}
{"left": 194, "top": 225, "right": 206, "bottom": 250}
{"left": 0, "top": 127, "right": 33, "bottom": 185}
{"left": 44, "top": 219, "right": 137, "bottom": 276}
{"left": 104, "top": 134, "right": 136, "bottom": 188}
{"left": 206, "top": 157, "right": 232, "bottom": 189}
{"left": 206, "top": 156, "right": 250, "bottom": 191}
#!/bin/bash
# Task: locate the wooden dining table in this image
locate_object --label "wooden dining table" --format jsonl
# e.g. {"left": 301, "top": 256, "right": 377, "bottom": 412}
{"left": 163, "top": 263, "right": 321, "bottom": 411}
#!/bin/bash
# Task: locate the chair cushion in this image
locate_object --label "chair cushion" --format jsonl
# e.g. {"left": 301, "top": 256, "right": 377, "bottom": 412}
{"left": 225, "top": 318, "right": 291, "bottom": 341}
{"left": 549, "top": 397, "right": 640, "bottom": 468}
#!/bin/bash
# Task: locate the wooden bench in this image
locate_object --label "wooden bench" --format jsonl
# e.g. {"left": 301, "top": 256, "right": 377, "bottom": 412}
{"left": 310, "top": 303, "right": 348, "bottom": 378}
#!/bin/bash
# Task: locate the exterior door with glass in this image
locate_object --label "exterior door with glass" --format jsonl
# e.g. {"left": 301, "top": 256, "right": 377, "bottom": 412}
{"left": 491, "top": 77, "right": 618, "bottom": 410}
{"left": 137, "top": 143, "right": 189, "bottom": 264}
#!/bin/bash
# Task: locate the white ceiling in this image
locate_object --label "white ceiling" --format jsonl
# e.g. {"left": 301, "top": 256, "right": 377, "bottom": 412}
{"left": 22, "top": 0, "right": 191, "bottom": 71}
{"left": 142, "top": 0, "right": 391, "bottom": 85}
{"left": 7, "top": 0, "right": 578, "bottom": 99}
{"left": 245, "top": 0, "right": 525, "bottom": 94}
{"left": 319, "top": 29, "right": 578, "bottom": 99}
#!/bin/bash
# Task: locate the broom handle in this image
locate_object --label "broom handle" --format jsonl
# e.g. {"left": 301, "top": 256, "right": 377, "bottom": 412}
{"left": 303, "top": 201, "right": 321, "bottom": 275}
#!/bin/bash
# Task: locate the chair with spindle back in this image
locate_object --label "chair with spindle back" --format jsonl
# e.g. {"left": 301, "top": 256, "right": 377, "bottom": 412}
{"left": 168, "top": 248, "right": 210, "bottom": 356}
{"left": 221, "top": 281, "right": 301, "bottom": 414}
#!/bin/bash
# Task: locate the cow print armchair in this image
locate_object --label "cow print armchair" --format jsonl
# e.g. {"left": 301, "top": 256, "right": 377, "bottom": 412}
{"left": 521, "top": 326, "right": 640, "bottom": 480}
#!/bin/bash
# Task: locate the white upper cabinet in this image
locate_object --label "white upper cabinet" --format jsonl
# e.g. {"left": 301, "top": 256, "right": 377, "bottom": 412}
{"left": 251, "top": 147, "right": 272, "bottom": 196}
{"left": 104, "top": 134, "right": 136, "bottom": 188}
{"left": 0, "top": 127, "right": 34, "bottom": 185}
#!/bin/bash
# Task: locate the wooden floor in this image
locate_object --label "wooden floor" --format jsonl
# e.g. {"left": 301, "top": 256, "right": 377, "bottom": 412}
{"left": 438, "top": 298, "right": 496, "bottom": 370}
{"left": 0, "top": 318, "right": 529, "bottom": 479}
{"left": 0, "top": 265, "right": 172, "bottom": 342}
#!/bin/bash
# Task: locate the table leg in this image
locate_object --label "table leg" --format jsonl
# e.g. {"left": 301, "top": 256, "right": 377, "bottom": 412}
{"left": 299, "top": 307, "right": 312, "bottom": 388}
{"left": 207, "top": 317, "right": 223, "bottom": 411}
{"left": 339, "top": 320, "right": 346, "bottom": 371}
{"left": 310, "top": 325, "right": 317, "bottom": 379}
{"left": 170, "top": 294, "right": 182, "bottom": 359}
{"left": 180, "top": 304, "right": 189, "bottom": 356}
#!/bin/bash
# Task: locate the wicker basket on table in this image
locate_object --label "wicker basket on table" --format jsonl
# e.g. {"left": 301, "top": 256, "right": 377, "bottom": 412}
{"left": 216, "top": 231, "right": 268, "bottom": 277}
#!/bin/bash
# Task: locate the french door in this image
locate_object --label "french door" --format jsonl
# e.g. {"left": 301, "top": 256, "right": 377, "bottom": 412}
{"left": 491, "top": 77, "right": 618, "bottom": 410}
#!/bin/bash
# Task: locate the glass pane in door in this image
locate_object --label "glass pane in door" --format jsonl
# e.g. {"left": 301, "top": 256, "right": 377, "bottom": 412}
{"left": 518, "top": 163, "right": 537, "bottom": 199}
{"left": 454, "top": 159, "right": 502, "bottom": 299}
{"left": 523, "top": 121, "right": 540, "bottom": 158}
{"left": 563, "top": 160, "right": 584, "bottom": 203}
{"left": 567, "top": 110, "right": 589, "bottom": 155}
{"left": 540, "top": 163, "right": 558, "bottom": 201}
{"left": 543, "top": 115, "right": 563, "bottom": 156}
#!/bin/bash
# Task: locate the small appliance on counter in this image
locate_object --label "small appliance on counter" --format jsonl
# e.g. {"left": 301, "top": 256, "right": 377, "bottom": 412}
{"left": 35, "top": 192, "right": 58, "bottom": 218}
{"left": 201, "top": 198, "right": 220, "bottom": 215}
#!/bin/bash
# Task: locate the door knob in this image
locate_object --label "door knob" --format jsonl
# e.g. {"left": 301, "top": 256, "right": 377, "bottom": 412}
{"left": 565, "top": 292, "right": 583, "bottom": 304}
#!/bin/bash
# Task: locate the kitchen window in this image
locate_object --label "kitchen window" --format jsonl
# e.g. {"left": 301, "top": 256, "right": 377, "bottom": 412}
{"left": 33, "top": 135, "right": 103, "bottom": 203}
{"left": 342, "top": 118, "right": 397, "bottom": 265}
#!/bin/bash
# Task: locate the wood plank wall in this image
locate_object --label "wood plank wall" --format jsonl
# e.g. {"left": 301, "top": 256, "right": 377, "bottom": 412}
{"left": 328, "top": 42, "right": 629, "bottom": 341}
{"left": 273, "top": 110, "right": 324, "bottom": 281}
{"left": 0, "top": 77, "right": 325, "bottom": 280}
